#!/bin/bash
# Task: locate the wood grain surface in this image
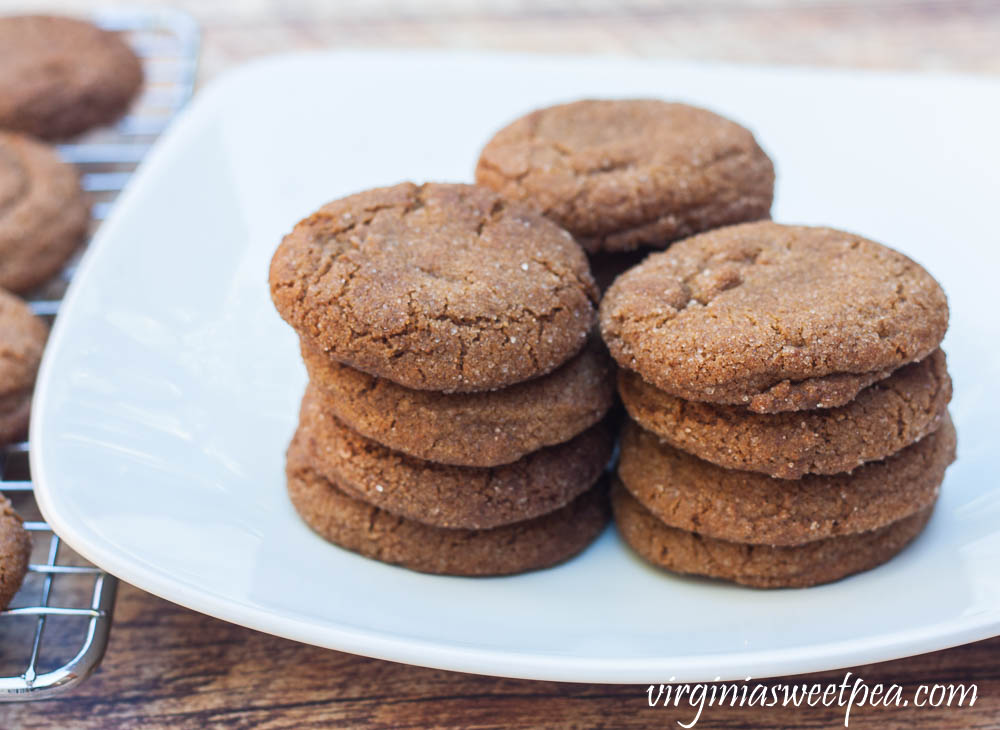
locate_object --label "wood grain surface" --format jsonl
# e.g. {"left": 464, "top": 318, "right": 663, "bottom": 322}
{"left": 2, "top": 1, "right": 999, "bottom": 728}
{"left": 2, "top": 582, "right": 998, "bottom": 729}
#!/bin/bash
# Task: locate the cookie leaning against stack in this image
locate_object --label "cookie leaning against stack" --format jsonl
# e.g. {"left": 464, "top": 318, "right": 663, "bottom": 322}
{"left": 270, "top": 182, "right": 615, "bottom": 576}
{"left": 475, "top": 99, "right": 776, "bottom": 288}
{"left": 600, "top": 220, "right": 955, "bottom": 588}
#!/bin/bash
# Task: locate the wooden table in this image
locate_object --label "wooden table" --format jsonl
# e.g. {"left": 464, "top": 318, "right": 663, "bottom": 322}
{"left": 0, "top": 582, "right": 996, "bottom": 729}
{"left": 4, "top": 1, "right": 999, "bottom": 727}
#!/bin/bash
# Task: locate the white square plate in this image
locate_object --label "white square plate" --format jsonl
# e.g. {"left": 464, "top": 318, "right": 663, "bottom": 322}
{"left": 32, "top": 51, "right": 1000, "bottom": 683}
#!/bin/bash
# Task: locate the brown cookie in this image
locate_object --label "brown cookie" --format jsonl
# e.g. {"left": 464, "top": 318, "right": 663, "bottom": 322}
{"left": 297, "top": 386, "right": 613, "bottom": 529}
{"left": 618, "top": 414, "right": 954, "bottom": 546}
{"left": 1, "top": 493, "right": 31, "bottom": 609}
{"left": 620, "top": 349, "right": 952, "bottom": 478}
{"left": 302, "top": 336, "right": 615, "bottom": 467}
{"left": 270, "top": 182, "right": 597, "bottom": 392}
{"left": 287, "top": 433, "right": 610, "bottom": 576}
{"left": 612, "top": 480, "right": 933, "bottom": 588}
{"left": 1, "top": 289, "right": 49, "bottom": 445}
{"left": 600, "top": 221, "right": 949, "bottom": 412}
{"left": 0, "top": 132, "right": 90, "bottom": 294}
{"left": 475, "top": 99, "right": 774, "bottom": 254}
{"left": 0, "top": 15, "right": 143, "bottom": 139}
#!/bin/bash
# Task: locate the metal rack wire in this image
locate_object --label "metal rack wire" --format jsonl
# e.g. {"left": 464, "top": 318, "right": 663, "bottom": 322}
{"left": 0, "top": 7, "right": 200, "bottom": 701}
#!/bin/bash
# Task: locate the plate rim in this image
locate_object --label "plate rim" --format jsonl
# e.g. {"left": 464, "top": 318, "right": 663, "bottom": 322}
{"left": 30, "top": 48, "right": 1000, "bottom": 684}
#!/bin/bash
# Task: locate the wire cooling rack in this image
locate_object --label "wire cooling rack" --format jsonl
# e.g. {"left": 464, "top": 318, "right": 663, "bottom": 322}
{"left": 0, "top": 7, "right": 199, "bottom": 701}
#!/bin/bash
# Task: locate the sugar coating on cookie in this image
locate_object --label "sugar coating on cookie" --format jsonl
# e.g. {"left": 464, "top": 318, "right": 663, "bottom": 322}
{"left": 612, "top": 480, "right": 934, "bottom": 589}
{"left": 620, "top": 349, "right": 952, "bottom": 478}
{"left": 270, "top": 182, "right": 598, "bottom": 392}
{"left": 0, "top": 132, "right": 90, "bottom": 294}
{"left": 0, "top": 289, "right": 49, "bottom": 445}
{"left": 618, "top": 414, "right": 954, "bottom": 546}
{"left": 600, "top": 221, "right": 949, "bottom": 412}
{"left": 297, "top": 386, "right": 613, "bottom": 529}
{"left": 302, "top": 336, "right": 615, "bottom": 467}
{"left": 0, "top": 493, "right": 31, "bottom": 609}
{"left": 0, "top": 15, "right": 143, "bottom": 139}
{"left": 286, "top": 433, "right": 610, "bottom": 576}
{"left": 475, "top": 99, "right": 775, "bottom": 254}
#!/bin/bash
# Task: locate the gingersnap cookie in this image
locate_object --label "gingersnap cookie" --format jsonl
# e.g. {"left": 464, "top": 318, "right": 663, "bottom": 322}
{"left": 601, "top": 221, "right": 949, "bottom": 413}
{"left": 0, "top": 15, "right": 143, "bottom": 139}
{"left": 0, "top": 132, "right": 90, "bottom": 294}
{"left": 475, "top": 99, "right": 774, "bottom": 254}
{"left": 1, "top": 493, "right": 31, "bottom": 609}
{"left": 620, "top": 349, "right": 952, "bottom": 479}
{"left": 298, "top": 386, "right": 613, "bottom": 529}
{"left": 612, "top": 480, "right": 933, "bottom": 588}
{"left": 287, "top": 432, "right": 610, "bottom": 576}
{"left": 270, "top": 182, "right": 597, "bottom": 392}
{"left": 1, "top": 289, "right": 49, "bottom": 445}
{"left": 618, "top": 414, "right": 954, "bottom": 546}
{"left": 302, "top": 336, "right": 615, "bottom": 467}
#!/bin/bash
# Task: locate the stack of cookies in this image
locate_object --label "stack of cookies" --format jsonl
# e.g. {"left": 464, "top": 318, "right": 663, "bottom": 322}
{"left": 270, "top": 182, "right": 616, "bottom": 576}
{"left": 600, "top": 221, "right": 955, "bottom": 588}
{"left": 476, "top": 99, "right": 776, "bottom": 289}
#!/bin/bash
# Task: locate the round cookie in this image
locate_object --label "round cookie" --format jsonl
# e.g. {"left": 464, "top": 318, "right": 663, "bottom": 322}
{"left": 475, "top": 99, "right": 774, "bottom": 254}
{"left": 600, "top": 221, "right": 949, "bottom": 412}
{"left": 612, "top": 480, "right": 933, "bottom": 589}
{"left": 1, "top": 289, "right": 49, "bottom": 445}
{"left": 302, "top": 336, "right": 615, "bottom": 467}
{"left": 298, "top": 386, "right": 613, "bottom": 529}
{"left": 617, "top": 414, "right": 955, "bottom": 546}
{"left": 1, "top": 493, "right": 31, "bottom": 609}
{"left": 270, "top": 182, "right": 597, "bottom": 392}
{"left": 620, "top": 349, "right": 952, "bottom": 478}
{"left": 287, "top": 432, "right": 610, "bottom": 576}
{"left": 0, "top": 132, "right": 90, "bottom": 294}
{"left": 0, "top": 15, "right": 143, "bottom": 139}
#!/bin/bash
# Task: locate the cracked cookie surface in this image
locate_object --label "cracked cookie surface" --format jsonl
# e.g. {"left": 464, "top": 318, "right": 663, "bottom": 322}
{"left": 296, "top": 386, "right": 613, "bottom": 529}
{"left": 620, "top": 349, "right": 951, "bottom": 478}
{"left": 0, "top": 15, "right": 143, "bottom": 140}
{"left": 0, "top": 132, "right": 89, "bottom": 294}
{"left": 270, "top": 182, "right": 597, "bottom": 392}
{"left": 286, "top": 431, "right": 610, "bottom": 576}
{"left": 0, "top": 288, "right": 49, "bottom": 445}
{"left": 600, "top": 221, "right": 949, "bottom": 412}
{"left": 475, "top": 99, "right": 774, "bottom": 254}
{"left": 618, "top": 414, "right": 954, "bottom": 546}
{"left": 0, "top": 493, "right": 31, "bottom": 609}
{"left": 302, "top": 335, "right": 615, "bottom": 467}
{"left": 612, "top": 479, "right": 934, "bottom": 588}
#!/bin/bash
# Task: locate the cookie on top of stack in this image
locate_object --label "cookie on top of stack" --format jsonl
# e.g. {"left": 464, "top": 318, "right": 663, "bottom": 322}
{"left": 475, "top": 99, "right": 776, "bottom": 289}
{"left": 600, "top": 220, "right": 955, "bottom": 588}
{"left": 270, "top": 182, "right": 615, "bottom": 576}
